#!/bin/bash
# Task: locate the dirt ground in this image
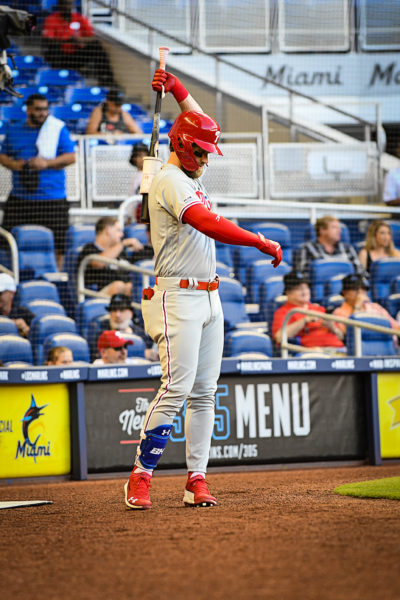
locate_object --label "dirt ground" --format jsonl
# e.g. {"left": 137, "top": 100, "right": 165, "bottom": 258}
{"left": 1, "top": 463, "right": 400, "bottom": 600}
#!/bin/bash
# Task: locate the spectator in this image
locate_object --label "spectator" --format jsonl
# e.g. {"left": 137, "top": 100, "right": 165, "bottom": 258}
{"left": 46, "top": 346, "right": 74, "bottom": 365}
{"left": 272, "top": 272, "right": 345, "bottom": 352}
{"left": 92, "top": 330, "right": 133, "bottom": 365}
{"left": 94, "top": 293, "right": 158, "bottom": 361}
{"left": 0, "top": 93, "right": 76, "bottom": 268}
{"left": 85, "top": 89, "right": 142, "bottom": 134}
{"left": 42, "top": 0, "right": 116, "bottom": 87}
{"left": 0, "top": 274, "right": 35, "bottom": 338}
{"left": 383, "top": 144, "right": 400, "bottom": 206}
{"left": 358, "top": 220, "right": 400, "bottom": 274}
{"left": 77, "top": 216, "right": 144, "bottom": 297}
{"left": 332, "top": 274, "right": 400, "bottom": 338}
{"left": 296, "top": 216, "right": 366, "bottom": 279}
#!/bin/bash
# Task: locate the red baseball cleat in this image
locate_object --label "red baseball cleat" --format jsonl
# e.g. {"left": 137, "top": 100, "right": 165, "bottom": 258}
{"left": 183, "top": 473, "right": 217, "bottom": 507}
{"left": 124, "top": 472, "right": 152, "bottom": 510}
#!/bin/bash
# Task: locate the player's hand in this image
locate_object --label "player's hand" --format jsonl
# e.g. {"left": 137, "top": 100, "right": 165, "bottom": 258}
{"left": 151, "top": 69, "right": 188, "bottom": 103}
{"left": 256, "top": 233, "right": 282, "bottom": 267}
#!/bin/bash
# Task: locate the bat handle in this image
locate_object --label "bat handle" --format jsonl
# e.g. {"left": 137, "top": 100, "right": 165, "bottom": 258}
{"left": 159, "top": 46, "right": 170, "bottom": 71}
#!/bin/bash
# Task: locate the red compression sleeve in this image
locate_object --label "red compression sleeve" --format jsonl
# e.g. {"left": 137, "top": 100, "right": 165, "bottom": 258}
{"left": 183, "top": 203, "right": 258, "bottom": 246}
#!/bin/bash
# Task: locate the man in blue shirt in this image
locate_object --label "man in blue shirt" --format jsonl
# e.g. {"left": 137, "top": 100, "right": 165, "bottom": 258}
{"left": 0, "top": 93, "right": 76, "bottom": 266}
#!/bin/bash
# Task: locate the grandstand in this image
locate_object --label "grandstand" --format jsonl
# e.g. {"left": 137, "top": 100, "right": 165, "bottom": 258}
{"left": 0, "top": 0, "right": 400, "bottom": 364}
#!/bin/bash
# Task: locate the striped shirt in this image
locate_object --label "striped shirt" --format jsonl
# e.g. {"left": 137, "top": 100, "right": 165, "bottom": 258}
{"left": 295, "top": 240, "right": 366, "bottom": 279}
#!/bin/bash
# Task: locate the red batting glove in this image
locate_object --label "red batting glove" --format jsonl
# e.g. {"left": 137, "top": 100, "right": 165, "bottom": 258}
{"left": 151, "top": 69, "right": 189, "bottom": 103}
{"left": 256, "top": 233, "right": 282, "bottom": 268}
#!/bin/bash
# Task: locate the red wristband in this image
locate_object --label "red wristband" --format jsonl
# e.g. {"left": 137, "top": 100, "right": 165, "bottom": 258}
{"left": 172, "top": 78, "right": 189, "bottom": 103}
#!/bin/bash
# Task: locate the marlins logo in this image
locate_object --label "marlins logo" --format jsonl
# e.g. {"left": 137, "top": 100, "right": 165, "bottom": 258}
{"left": 15, "top": 394, "right": 51, "bottom": 463}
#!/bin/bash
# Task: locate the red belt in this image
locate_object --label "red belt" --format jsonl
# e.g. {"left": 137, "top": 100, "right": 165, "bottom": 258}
{"left": 155, "top": 277, "right": 219, "bottom": 291}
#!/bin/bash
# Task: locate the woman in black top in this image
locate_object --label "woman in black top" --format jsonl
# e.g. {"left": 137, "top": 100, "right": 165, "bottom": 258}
{"left": 86, "top": 89, "right": 142, "bottom": 134}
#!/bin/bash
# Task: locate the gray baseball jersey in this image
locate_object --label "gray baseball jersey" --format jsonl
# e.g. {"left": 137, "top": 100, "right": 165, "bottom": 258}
{"left": 148, "top": 164, "right": 216, "bottom": 279}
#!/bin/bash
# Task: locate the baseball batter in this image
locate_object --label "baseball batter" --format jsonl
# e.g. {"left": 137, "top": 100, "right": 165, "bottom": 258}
{"left": 124, "top": 68, "right": 282, "bottom": 510}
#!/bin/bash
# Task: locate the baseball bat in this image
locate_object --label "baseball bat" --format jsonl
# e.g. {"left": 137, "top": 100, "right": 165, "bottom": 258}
{"left": 140, "top": 45, "right": 170, "bottom": 224}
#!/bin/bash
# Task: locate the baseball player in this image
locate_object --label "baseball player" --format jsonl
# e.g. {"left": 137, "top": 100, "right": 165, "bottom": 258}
{"left": 124, "top": 68, "right": 282, "bottom": 510}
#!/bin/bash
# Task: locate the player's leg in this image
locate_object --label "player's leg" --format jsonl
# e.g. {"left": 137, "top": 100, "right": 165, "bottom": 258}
{"left": 183, "top": 290, "right": 224, "bottom": 507}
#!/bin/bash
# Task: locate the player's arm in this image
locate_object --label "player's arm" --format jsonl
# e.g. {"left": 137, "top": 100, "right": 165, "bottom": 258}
{"left": 182, "top": 203, "right": 282, "bottom": 267}
{"left": 152, "top": 69, "right": 203, "bottom": 113}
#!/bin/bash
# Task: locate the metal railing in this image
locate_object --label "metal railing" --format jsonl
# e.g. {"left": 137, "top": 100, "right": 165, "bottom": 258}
{"left": 280, "top": 307, "right": 400, "bottom": 358}
{"left": 0, "top": 226, "right": 19, "bottom": 284}
{"left": 76, "top": 253, "right": 154, "bottom": 304}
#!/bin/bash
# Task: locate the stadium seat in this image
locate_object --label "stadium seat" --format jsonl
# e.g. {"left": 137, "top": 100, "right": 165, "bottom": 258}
{"left": 10, "top": 69, "right": 36, "bottom": 86}
{"left": 11, "top": 225, "right": 58, "bottom": 279}
{"left": 0, "top": 316, "right": 19, "bottom": 336}
{"left": 1, "top": 105, "right": 26, "bottom": 122}
{"left": 247, "top": 260, "right": 291, "bottom": 304}
{"left": 131, "top": 259, "right": 155, "bottom": 303}
{"left": 124, "top": 223, "right": 149, "bottom": 245}
{"left": 66, "top": 86, "right": 107, "bottom": 106}
{"left": 387, "top": 221, "right": 400, "bottom": 248}
{"left": 232, "top": 245, "right": 268, "bottom": 291}
{"left": 52, "top": 103, "right": 91, "bottom": 134}
{"left": 262, "top": 293, "right": 287, "bottom": 343}
{"left": 303, "top": 221, "right": 351, "bottom": 244}
{"left": 370, "top": 258, "right": 400, "bottom": 303}
{"left": 12, "top": 55, "right": 46, "bottom": 71}
{"left": 122, "top": 102, "right": 148, "bottom": 118}
{"left": 309, "top": 258, "right": 354, "bottom": 304}
{"left": 346, "top": 312, "right": 397, "bottom": 357}
{"left": 122, "top": 333, "right": 146, "bottom": 358}
{"left": 224, "top": 330, "right": 273, "bottom": 357}
{"left": 87, "top": 314, "right": 109, "bottom": 360}
{"left": 215, "top": 242, "right": 234, "bottom": 269}
{"left": 231, "top": 352, "right": 272, "bottom": 360}
{"left": 64, "top": 224, "right": 96, "bottom": 253}
{"left": 43, "top": 333, "right": 90, "bottom": 363}
{"left": 15, "top": 280, "right": 60, "bottom": 307}
{"left": 30, "top": 314, "right": 78, "bottom": 364}
{"left": 15, "top": 85, "right": 62, "bottom": 104}
{"left": 218, "top": 277, "right": 250, "bottom": 331}
{"left": 216, "top": 261, "right": 234, "bottom": 279}
{"left": 37, "top": 68, "right": 82, "bottom": 88}
{"left": 325, "top": 294, "right": 345, "bottom": 313}
{"left": 259, "top": 276, "right": 286, "bottom": 326}
{"left": 0, "top": 335, "right": 33, "bottom": 364}
{"left": 25, "top": 300, "right": 66, "bottom": 317}
{"left": 385, "top": 294, "right": 400, "bottom": 319}
{"left": 76, "top": 298, "right": 109, "bottom": 338}
{"left": 391, "top": 275, "right": 400, "bottom": 294}
{"left": 246, "top": 222, "right": 292, "bottom": 264}
{"left": 324, "top": 273, "right": 347, "bottom": 299}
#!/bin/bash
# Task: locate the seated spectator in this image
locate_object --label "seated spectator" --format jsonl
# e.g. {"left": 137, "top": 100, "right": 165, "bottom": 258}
{"left": 272, "top": 272, "right": 345, "bottom": 352}
{"left": 383, "top": 144, "right": 400, "bottom": 206}
{"left": 46, "top": 346, "right": 74, "bottom": 365}
{"left": 42, "top": 0, "right": 116, "bottom": 87}
{"left": 77, "top": 216, "right": 144, "bottom": 297}
{"left": 332, "top": 274, "right": 400, "bottom": 339}
{"left": 92, "top": 330, "right": 133, "bottom": 365}
{"left": 85, "top": 89, "right": 142, "bottom": 134}
{"left": 296, "top": 215, "right": 366, "bottom": 279}
{"left": 358, "top": 220, "right": 400, "bottom": 274}
{"left": 96, "top": 293, "right": 158, "bottom": 361}
{"left": 0, "top": 274, "right": 34, "bottom": 338}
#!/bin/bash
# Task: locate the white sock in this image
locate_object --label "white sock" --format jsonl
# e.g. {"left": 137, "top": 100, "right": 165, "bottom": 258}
{"left": 133, "top": 465, "right": 153, "bottom": 476}
{"left": 190, "top": 471, "right": 205, "bottom": 479}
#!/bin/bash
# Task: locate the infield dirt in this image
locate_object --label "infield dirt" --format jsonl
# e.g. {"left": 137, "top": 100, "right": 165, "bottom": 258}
{"left": 1, "top": 464, "right": 400, "bottom": 600}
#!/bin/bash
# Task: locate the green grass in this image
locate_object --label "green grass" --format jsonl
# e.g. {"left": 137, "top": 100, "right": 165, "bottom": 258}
{"left": 334, "top": 477, "right": 400, "bottom": 500}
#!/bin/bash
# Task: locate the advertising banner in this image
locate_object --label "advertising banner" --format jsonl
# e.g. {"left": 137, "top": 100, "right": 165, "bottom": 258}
{"left": 84, "top": 373, "right": 365, "bottom": 472}
{"left": 377, "top": 374, "right": 400, "bottom": 459}
{"left": 0, "top": 384, "right": 71, "bottom": 478}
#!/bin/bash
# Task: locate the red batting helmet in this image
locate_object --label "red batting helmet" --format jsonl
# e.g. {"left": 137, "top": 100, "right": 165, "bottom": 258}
{"left": 168, "top": 111, "right": 223, "bottom": 171}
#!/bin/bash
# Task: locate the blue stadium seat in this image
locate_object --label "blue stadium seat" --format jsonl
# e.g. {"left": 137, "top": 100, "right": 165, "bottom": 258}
{"left": 12, "top": 55, "right": 46, "bottom": 71}
{"left": 52, "top": 103, "right": 91, "bottom": 134}
{"left": 0, "top": 316, "right": 19, "bottom": 336}
{"left": 37, "top": 68, "right": 82, "bottom": 87}
{"left": 30, "top": 314, "right": 78, "bottom": 364}
{"left": 25, "top": 300, "right": 66, "bottom": 317}
{"left": 387, "top": 221, "right": 400, "bottom": 248}
{"left": 303, "top": 221, "right": 351, "bottom": 244}
{"left": 67, "top": 86, "right": 107, "bottom": 106}
{"left": 232, "top": 245, "right": 267, "bottom": 290}
{"left": 43, "top": 333, "right": 90, "bottom": 363}
{"left": 262, "top": 293, "right": 287, "bottom": 341}
{"left": 247, "top": 260, "right": 291, "bottom": 304}
{"left": 346, "top": 313, "right": 397, "bottom": 357}
{"left": 131, "top": 259, "right": 155, "bottom": 303}
{"left": 325, "top": 294, "right": 345, "bottom": 313}
{"left": 391, "top": 275, "right": 400, "bottom": 295}
{"left": 87, "top": 314, "right": 109, "bottom": 360}
{"left": 0, "top": 119, "right": 7, "bottom": 134}
{"left": 385, "top": 293, "right": 400, "bottom": 319}
{"left": 0, "top": 335, "right": 33, "bottom": 364}
{"left": 216, "top": 261, "right": 234, "bottom": 279}
{"left": 215, "top": 242, "right": 234, "bottom": 269}
{"left": 309, "top": 258, "right": 354, "bottom": 304}
{"left": 218, "top": 277, "right": 250, "bottom": 331}
{"left": 245, "top": 222, "right": 292, "bottom": 265}
{"left": 15, "top": 85, "right": 63, "bottom": 103}
{"left": 122, "top": 103, "right": 148, "bottom": 118}
{"left": 11, "top": 225, "right": 58, "bottom": 279}
{"left": 76, "top": 298, "right": 109, "bottom": 338}
{"left": 324, "top": 273, "right": 347, "bottom": 299}
{"left": 122, "top": 333, "right": 146, "bottom": 358}
{"left": 65, "top": 224, "right": 96, "bottom": 253}
{"left": 259, "top": 276, "right": 286, "bottom": 327}
{"left": 224, "top": 330, "right": 272, "bottom": 357}
{"left": 124, "top": 223, "right": 149, "bottom": 245}
{"left": 1, "top": 105, "right": 26, "bottom": 122}
{"left": 10, "top": 69, "right": 36, "bottom": 86}
{"left": 370, "top": 258, "right": 400, "bottom": 303}
{"left": 15, "top": 280, "right": 60, "bottom": 307}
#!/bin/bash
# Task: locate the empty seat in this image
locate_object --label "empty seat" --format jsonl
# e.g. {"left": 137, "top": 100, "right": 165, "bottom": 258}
{"left": 122, "top": 102, "right": 148, "bottom": 118}
{"left": 346, "top": 312, "right": 397, "bottom": 357}
{"left": 216, "top": 261, "right": 234, "bottom": 279}
{"left": 67, "top": 86, "right": 107, "bottom": 106}
{"left": 14, "top": 85, "right": 62, "bottom": 103}
{"left": 12, "top": 55, "right": 46, "bottom": 71}
{"left": 11, "top": 225, "right": 58, "bottom": 279}
{"left": 370, "top": 258, "right": 400, "bottom": 303}
{"left": 247, "top": 260, "right": 291, "bottom": 304}
{"left": 30, "top": 314, "right": 78, "bottom": 364}
{"left": 215, "top": 242, "right": 234, "bottom": 269}
{"left": 224, "top": 330, "right": 272, "bottom": 357}
{"left": 15, "top": 280, "right": 60, "bottom": 307}
{"left": 387, "top": 221, "right": 400, "bottom": 248}
{"left": 52, "top": 103, "right": 91, "bottom": 133}
{"left": 232, "top": 245, "right": 268, "bottom": 290}
{"left": 1, "top": 105, "right": 26, "bottom": 122}
{"left": 218, "top": 277, "right": 250, "bottom": 331}
{"left": 122, "top": 333, "right": 146, "bottom": 358}
{"left": 0, "top": 335, "right": 33, "bottom": 364}
{"left": 391, "top": 275, "right": 400, "bottom": 295}
{"left": 43, "top": 333, "right": 90, "bottom": 363}
{"left": 246, "top": 222, "right": 292, "bottom": 264}
{"left": 124, "top": 223, "right": 149, "bottom": 245}
{"left": 76, "top": 298, "right": 109, "bottom": 338}
{"left": 0, "top": 316, "right": 19, "bottom": 336}
{"left": 25, "top": 300, "right": 66, "bottom": 317}
{"left": 309, "top": 258, "right": 354, "bottom": 304}
{"left": 65, "top": 224, "right": 96, "bottom": 253}
{"left": 37, "top": 68, "right": 82, "bottom": 87}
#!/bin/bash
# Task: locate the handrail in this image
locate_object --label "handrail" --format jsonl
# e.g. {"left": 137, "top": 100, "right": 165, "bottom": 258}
{"left": 0, "top": 226, "right": 19, "bottom": 284}
{"left": 77, "top": 253, "right": 154, "bottom": 304}
{"left": 280, "top": 307, "right": 400, "bottom": 358}
{"left": 90, "top": 0, "right": 377, "bottom": 130}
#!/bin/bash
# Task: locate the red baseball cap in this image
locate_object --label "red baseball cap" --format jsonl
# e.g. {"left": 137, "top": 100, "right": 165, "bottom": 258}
{"left": 97, "top": 330, "right": 134, "bottom": 352}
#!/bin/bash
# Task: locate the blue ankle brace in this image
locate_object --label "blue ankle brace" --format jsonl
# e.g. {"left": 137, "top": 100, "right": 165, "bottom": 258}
{"left": 138, "top": 425, "right": 172, "bottom": 470}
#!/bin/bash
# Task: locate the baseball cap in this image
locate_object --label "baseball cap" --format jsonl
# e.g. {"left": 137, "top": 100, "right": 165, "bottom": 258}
{"left": 283, "top": 272, "right": 310, "bottom": 293}
{"left": 97, "top": 330, "right": 134, "bottom": 352}
{"left": 0, "top": 273, "right": 16, "bottom": 293}
{"left": 341, "top": 274, "right": 370, "bottom": 292}
{"left": 106, "top": 294, "right": 135, "bottom": 312}
{"left": 106, "top": 89, "right": 124, "bottom": 105}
